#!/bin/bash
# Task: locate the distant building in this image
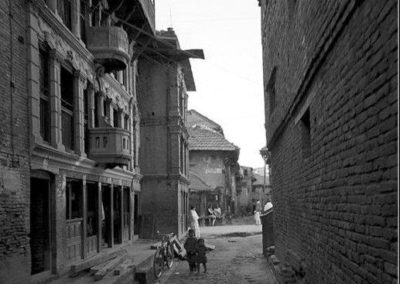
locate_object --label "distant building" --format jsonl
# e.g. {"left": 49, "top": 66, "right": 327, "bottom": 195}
{"left": 186, "top": 110, "right": 240, "bottom": 219}
{"left": 236, "top": 166, "right": 254, "bottom": 215}
{"left": 251, "top": 173, "right": 271, "bottom": 206}
{"left": 259, "top": 0, "right": 398, "bottom": 283}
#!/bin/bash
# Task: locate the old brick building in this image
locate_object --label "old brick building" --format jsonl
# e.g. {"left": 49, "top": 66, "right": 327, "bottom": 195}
{"left": 137, "top": 30, "right": 204, "bottom": 238}
{"left": 259, "top": 0, "right": 398, "bottom": 283}
{"left": 1, "top": 0, "right": 157, "bottom": 282}
{"left": 186, "top": 110, "right": 240, "bottom": 219}
{"left": 0, "top": 0, "right": 31, "bottom": 282}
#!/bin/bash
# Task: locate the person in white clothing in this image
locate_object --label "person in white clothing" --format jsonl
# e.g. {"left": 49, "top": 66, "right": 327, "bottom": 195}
{"left": 254, "top": 200, "right": 262, "bottom": 225}
{"left": 189, "top": 206, "right": 201, "bottom": 238}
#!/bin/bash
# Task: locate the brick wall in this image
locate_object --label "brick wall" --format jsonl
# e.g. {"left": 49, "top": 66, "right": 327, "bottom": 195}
{"left": 261, "top": 0, "right": 398, "bottom": 283}
{"left": 0, "top": 0, "right": 31, "bottom": 282}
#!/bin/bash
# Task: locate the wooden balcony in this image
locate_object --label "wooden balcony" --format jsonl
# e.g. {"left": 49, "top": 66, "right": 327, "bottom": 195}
{"left": 88, "top": 127, "right": 131, "bottom": 167}
{"left": 138, "top": 0, "right": 155, "bottom": 32}
{"left": 86, "top": 26, "right": 130, "bottom": 72}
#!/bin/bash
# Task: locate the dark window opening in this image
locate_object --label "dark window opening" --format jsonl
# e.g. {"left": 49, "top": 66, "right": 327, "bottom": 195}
{"left": 300, "top": 108, "right": 311, "bottom": 158}
{"left": 267, "top": 67, "right": 277, "bottom": 113}
{"left": 124, "top": 115, "right": 129, "bottom": 130}
{"left": 83, "top": 88, "right": 89, "bottom": 154}
{"left": 39, "top": 48, "right": 51, "bottom": 143}
{"left": 58, "top": 0, "right": 72, "bottom": 31}
{"left": 113, "top": 109, "right": 119, "bottom": 128}
{"left": 80, "top": 0, "right": 87, "bottom": 43}
{"left": 61, "top": 67, "right": 74, "bottom": 150}
{"left": 94, "top": 93, "right": 99, "bottom": 127}
{"left": 66, "top": 180, "right": 83, "bottom": 220}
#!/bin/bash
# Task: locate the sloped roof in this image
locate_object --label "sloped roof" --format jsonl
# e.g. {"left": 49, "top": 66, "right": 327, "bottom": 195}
{"left": 188, "top": 126, "right": 238, "bottom": 152}
{"left": 189, "top": 171, "right": 213, "bottom": 192}
{"left": 186, "top": 110, "right": 224, "bottom": 135}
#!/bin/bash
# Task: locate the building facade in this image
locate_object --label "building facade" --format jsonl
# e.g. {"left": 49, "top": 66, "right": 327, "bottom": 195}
{"left": 187, "top": 110, "right": 240, "bottom": 219}
{"left": 1, "top": 0, "right": 156, "bottom": 282}
{"left": 137, "top": 29, "right": 203, "bottom": 239}
{"left": 236, "top": 166, "right": 254, "bottom": 215}
{"left": 259, "top": 0, "right": 397, "bottom": 283}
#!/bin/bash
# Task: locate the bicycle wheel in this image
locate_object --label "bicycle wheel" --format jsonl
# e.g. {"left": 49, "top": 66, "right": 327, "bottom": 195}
{"left": 153, "top": 248, "right": 163, "bottom": 279}
{"left": 165, "top": 244, "right": 174, "bottom": 268}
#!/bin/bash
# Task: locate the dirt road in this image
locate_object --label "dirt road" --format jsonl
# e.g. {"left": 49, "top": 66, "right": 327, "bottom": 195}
{"left": 157, "top": 225, "right": 277, "bottom": 284}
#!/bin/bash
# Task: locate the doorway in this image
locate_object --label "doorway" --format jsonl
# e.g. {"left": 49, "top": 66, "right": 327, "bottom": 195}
{"left": 101, "top": 185, "right": 112, "bottom": 248}
{"left": 30, "top": 177, "right": 51, "bottom": 275}
{"left": 113, "top": 187, "right": 122, "bottom": 245}
{"left": 134, "top": 193, "right": 139, "bottom": 236}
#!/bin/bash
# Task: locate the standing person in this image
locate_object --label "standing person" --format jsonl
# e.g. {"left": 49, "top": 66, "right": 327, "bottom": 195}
{"left": 263, "top": 198, "right": 273, "bottom": 213}
{"left": 254, "top": 200, "right": 261, "bottom": 225}
{"left": 196, "top": 238, "right": 207, "bottom": 274}
{"left": 189, "top": 206, "right": 200, "bottom": 238}
{"left": 184, "top": 229, "right": 198, "bottom": 273}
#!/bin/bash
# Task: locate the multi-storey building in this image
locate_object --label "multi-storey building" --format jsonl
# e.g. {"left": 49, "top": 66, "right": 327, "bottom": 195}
{"left": 259, "top": 0, "right": 397, "bottom": 283}
{"left": 236, "top": 166, "right": 254, "bottom": 215}
{"left": 186, "top": 110, "right": 240, "bottom": 219}
{"left": 137, "top": 29, "right": 203, "bottom": 238}
{"left": 1, "top": 0, "right": 157, "bottom": 282}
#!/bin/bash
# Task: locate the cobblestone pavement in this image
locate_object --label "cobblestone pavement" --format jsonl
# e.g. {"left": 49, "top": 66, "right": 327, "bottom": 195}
{"left": 157, "top": 225, "right": 277, "bottom": 284}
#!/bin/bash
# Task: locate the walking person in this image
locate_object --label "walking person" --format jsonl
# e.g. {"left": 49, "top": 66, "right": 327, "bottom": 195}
{"left": 184, "top": 229, "right": 198, "bottom": 274}
{"left": 189, "top": 206, "right": 201, "bottom": 238}
{"left": 254, "top": 200, "right": 261, "bottom": 225}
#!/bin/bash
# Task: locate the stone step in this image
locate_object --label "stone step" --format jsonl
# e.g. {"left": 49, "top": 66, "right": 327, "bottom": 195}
{"left": 94, "top": 255, "right": 128, "bottom": 281}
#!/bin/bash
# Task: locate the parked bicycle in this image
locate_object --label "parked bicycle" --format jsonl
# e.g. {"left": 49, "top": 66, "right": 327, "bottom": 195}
{"left": 153, "top": 231, "right": 175, "bottom": 279}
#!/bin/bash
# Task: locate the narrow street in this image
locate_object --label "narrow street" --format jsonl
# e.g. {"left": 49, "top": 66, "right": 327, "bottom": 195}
{"left": 157, "top": 225, "right": 277, "bottom": 284}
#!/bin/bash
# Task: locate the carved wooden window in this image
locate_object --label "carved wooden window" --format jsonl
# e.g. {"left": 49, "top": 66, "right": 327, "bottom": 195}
{"left": 39, "top": 47, "right": 51, "bottom": 143}
{"left": 61, "top": 67, "right": 74, "bottom": 150}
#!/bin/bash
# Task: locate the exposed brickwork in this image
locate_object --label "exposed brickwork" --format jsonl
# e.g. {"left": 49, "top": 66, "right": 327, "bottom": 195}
{"left": 0, "top": 0, "right": 31, "bottom": 282}
{"left": 261, "top": 0, "right": 398, "bottom": 283}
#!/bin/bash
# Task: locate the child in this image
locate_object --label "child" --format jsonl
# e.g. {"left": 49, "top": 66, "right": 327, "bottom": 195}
{"left": 184, "top": 229, "right": 197, "bottom": 273}
{"left": 196, "top": 238, "right": 207, "bottom": 274}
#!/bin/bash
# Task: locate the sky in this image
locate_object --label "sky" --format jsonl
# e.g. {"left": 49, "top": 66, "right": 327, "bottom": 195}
{"left": 156, "top": 0, "right": 266, "bottom": 169}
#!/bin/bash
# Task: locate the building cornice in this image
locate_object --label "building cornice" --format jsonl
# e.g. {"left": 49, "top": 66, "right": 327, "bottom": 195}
{"left": 30, "top": 0, "right": 94, "bottom": 64}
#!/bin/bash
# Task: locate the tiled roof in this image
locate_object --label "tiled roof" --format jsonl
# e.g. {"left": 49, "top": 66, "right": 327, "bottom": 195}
{"left": 188, "top": 126, "right": 238, "bottom": 151}
{"left": 186, "top": 110, "right": 224, "bottom": 135}
{"left": 189, "top": 171, "right": 213, "bottom": 192}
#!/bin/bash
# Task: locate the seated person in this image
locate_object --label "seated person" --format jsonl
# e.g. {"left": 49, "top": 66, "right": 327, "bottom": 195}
{"left": 213, "top": 205, "right": 222, "bottom": 218}
{"left": 207, "top": 206, "right": 216, "bottom": 226}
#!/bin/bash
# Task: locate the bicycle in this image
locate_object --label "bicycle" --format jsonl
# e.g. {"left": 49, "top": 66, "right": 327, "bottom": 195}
{"left": 153, "top": 231, "right": 175, "bottom": 279}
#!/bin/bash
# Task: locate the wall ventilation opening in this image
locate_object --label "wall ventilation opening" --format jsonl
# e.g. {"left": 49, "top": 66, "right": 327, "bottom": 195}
{"left": 300, "top": 108, "right": 311, "bottom": 158}
{"left": 266, "top": 67, "right": 277, "bottom": 114}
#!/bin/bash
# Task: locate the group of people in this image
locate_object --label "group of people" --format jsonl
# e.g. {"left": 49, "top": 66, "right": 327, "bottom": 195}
{"left": 207, "top": 205, "right": 222, "bottom": 226}
{"left": 184, "top": 229, "right": 207, "bottom": 274}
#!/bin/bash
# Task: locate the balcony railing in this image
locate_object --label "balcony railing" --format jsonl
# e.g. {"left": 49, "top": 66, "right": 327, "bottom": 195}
{"left": 88, "top": 127, "right": 131, "bottom": 167}
{"left": 139, "top": 0, "right": 155, "bottom": 32}
{"left": 86, "top": 26, "right": 130, "bottom": 72}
